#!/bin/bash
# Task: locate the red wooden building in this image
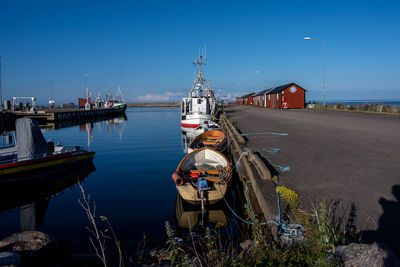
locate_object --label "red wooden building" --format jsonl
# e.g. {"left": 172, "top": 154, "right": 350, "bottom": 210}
{"left": 253, "top": 89, "right": 270, "bottom": 107}
{"left": 244, "top": 93, "right": 255, "bottom": 105}
{"left": 266, "top": 83, "right": 306, "bottom": 109}
{"left": 236, "top": 93, "right": 255, "bottom": 105}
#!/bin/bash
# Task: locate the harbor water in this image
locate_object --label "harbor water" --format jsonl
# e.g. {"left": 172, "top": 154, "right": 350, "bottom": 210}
{"left": 0, "top": 107, "right": 239, "bottom": 252}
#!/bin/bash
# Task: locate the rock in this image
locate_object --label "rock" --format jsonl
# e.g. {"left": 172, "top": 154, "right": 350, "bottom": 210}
{"left": 333, "top": 242, "right": 399, "bottom": 267}
{"left": 150, "top": 248, "right": 170, "bottom": 263}
{"left": 0, "top": 252, "right": 21, "bottom": 267}
{"left": 238, "top": 240, "right": 256, "bottom": 260}
{"left": 0, "top": 231, "right": 69, "bottom": 267}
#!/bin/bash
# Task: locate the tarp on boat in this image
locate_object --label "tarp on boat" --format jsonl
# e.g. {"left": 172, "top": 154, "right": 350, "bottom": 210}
{"left": 16, "top": 118, "right": 48, "bottom": 160}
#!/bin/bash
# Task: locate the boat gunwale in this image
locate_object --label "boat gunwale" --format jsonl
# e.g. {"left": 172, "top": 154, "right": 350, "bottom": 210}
{"left": 188, "top": 130, "right": 227, "bottom": 151}
{"left": 0, "top": 150, "right": 95, "bottom": 170}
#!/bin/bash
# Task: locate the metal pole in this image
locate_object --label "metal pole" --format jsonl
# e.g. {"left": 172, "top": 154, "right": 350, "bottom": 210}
{"left": 320, "top": 39, "right": 326, "bottom": 109}
{"left": 304, "top": 37, "right": 326, "bottom": 109}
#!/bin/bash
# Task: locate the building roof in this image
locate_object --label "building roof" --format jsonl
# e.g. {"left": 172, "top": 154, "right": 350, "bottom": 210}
{"left": 253, "top": 88, "right": 271, "bottom": 96}
{"left": 240, "top": 92, "right": 255, "bottom": 98}
{"left": 266, "top": 83, "right": 307, "bottom": 94}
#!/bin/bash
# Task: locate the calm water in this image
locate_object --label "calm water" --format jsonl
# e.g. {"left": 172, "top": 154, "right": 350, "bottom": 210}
{"left": 0, "top": 107, "right": 238, "bottom": 252}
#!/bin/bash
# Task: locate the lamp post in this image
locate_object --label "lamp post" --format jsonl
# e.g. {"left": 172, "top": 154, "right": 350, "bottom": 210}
{"left": 304, "top": 37, "right": 326, "bottom": 109}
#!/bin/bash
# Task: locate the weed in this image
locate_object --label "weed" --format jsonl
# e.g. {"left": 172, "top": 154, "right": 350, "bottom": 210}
{"left": 276, "top": 186, "right": 299, "bottom": 208}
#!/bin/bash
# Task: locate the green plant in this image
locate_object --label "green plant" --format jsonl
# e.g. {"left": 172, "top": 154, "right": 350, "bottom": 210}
{"left": 276, "top": 186, "right": 299, "bottom": 208}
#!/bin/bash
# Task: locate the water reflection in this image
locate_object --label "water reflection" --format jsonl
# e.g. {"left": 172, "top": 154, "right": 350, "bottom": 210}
{"left": 174, "top": 191, "right": 232, "bottom": 230}
{"left": 181, "top": 127, "right": 206, "bottom": 153}
{"left": 44, "top": 114, "right": 127, "bottom": 130}
{"left": 0, "top": 163, "right": 95, "bottom": 231}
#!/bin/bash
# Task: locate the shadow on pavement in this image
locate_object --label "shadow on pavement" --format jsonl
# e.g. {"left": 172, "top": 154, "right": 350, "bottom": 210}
{"left": 363, "top": 184, "right": 400, "bottom": 258}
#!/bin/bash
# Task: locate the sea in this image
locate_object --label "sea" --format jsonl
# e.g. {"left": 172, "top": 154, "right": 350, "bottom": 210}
{"left": 0, "top": 107, "right": 239, "bottom": 252}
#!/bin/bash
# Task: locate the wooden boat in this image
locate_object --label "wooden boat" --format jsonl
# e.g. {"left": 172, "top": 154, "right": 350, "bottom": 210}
{"left": 0, "top": 149, "right": 95, "bottom": 182}
{"left": 188, "top": 130, "right": 227, "bottom": 153}
{"left": 0, "top": 118, "right": 95, "bottom": 182}
{"left": 171, "top": 147, "right": 232, "bottom": 205}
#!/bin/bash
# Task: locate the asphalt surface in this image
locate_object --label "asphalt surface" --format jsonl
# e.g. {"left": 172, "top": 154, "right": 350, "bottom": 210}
{"left": 226, "top": 104, "right": 400, "bottom": 253}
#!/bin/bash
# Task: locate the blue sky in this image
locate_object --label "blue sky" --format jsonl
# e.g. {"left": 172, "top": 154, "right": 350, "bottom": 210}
{"left": 0, "top": 0, "right": 399, "bottom": 104}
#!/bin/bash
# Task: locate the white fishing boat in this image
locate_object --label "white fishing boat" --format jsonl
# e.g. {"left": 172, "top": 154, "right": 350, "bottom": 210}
{"left": 181, "top": 55, "right": 216, "bottom": 128}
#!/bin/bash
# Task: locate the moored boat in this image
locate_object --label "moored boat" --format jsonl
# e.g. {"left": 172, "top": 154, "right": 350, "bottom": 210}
{"left": 171, "top": 147, "right": 231, "bottom": 206}
{"left": 188, "top": 130, "right": 227, "bottom": 153}
{"left": 181, "top": 55, "right": 216, "bottom": 128}
{"left": 0, "top": 118, "right": 95, "bottom": 182}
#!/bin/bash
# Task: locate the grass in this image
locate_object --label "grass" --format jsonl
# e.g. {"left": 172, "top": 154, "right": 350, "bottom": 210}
{"left": 77, "top": 180, "right": 349, "bottom": 266}
{"left": 276, "top": 186, "right": 299, "bottom": 209}
{"left": 159, "top": 199, "right": 347, "bottom": 267}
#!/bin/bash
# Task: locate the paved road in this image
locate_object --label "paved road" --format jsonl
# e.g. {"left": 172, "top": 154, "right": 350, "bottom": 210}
{"left": 226, "top": 104, "right": 400, "bottom": 253}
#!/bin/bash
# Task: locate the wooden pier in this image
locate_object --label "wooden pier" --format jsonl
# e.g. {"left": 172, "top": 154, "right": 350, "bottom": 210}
{"left": 219, "top": 112, "right": 282, "bottom": 240}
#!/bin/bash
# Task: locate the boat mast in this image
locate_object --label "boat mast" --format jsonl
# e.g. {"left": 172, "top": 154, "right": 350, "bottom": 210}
{"left": 190, "top": 53, "right": 211, "bottom": 97}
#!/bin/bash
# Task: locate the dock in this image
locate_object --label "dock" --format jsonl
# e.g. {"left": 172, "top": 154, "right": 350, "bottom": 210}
{"left": 223, "top": 104, "right": 400, "bottom": 254}
{"left": 1, "top": 107, "right": 125, "bottom": 125}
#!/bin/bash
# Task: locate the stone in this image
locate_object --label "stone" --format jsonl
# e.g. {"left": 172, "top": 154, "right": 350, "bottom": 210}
{"left": 150, "top": 248, "right": 170, "bottom": 263}
{"left": 238, "top": 240, "right": 256, "bottom": 260}
{"left": 0, "top": 231, "right": 69, "bottom": 267}
{"left": 0, "top": 252, "right": 21, "bottom": 267}
{"left": 333, "top": 242, "right": 399, "bottom": 267}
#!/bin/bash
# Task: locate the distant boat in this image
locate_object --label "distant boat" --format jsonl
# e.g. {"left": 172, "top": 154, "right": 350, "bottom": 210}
{"left": 0, "top": 118, "right": 95, "bottom": 182}
{"left": 171, "top": 148, "right": 231, "bottom": 206}
{"left": 105, "top": 85, "right": 127, "bottom": 112}
{"left": 188, "top": 130, "right": 227, "bottom": 153}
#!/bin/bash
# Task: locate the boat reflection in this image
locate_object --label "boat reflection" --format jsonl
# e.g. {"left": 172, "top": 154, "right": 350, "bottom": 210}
{"left": 181, "top": 128, "right": 206, "bottom": 153}
{"left": 43, "top": 113, "right": 128, "bottom": 130}
{"left": 0, "top": 163, "right": 96, "bottom": 231}
{"left": 174, "top": 191, "right": 232, "bottom": 230}
{"left": 79, "top": 114, "right": 128, "bottom": 147}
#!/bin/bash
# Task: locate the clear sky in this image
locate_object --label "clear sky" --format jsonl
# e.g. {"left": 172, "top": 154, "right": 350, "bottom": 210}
{"left": 0, "top": 0, "right": 399, "bottom": 104}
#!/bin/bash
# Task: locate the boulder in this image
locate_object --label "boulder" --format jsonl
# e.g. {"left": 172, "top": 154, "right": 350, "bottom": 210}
{"left": 0, "top": 231, "right": 69, "bottom": 267}
{"left": 0, "top": 252, "right": 21, "bottom": 267}
{"left": 333, "top": 242, "right": 399, "bottom": 267}
{"left": 238, "top": 240, "right": 256, "bottom": 260}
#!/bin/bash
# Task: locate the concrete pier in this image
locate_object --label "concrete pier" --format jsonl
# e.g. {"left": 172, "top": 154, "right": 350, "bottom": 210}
{"left": 2, "top": 107, "right": 125, "bottom": 124}
{"left": 224, "top": 104, "right": 400, "bottom": 254}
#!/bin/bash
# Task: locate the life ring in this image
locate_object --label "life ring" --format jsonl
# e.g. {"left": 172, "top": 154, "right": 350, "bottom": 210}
{"left": 282, "top": 102, "right": 288, "bottom": 109}
{"left": 57, "top": 114, "right": 62, "bottom": 120}
{"left": 62, "top": 114, "right": 67, "bottom": 120}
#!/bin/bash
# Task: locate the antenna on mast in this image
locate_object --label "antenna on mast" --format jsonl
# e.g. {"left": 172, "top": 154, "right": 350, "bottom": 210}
{"left": 49, "top": 81, "right": 55, "bottom": 108}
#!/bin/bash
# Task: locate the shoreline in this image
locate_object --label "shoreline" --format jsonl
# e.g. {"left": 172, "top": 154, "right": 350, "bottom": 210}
{"left": 127, "top": 102, "right": 179, "bottom": 107}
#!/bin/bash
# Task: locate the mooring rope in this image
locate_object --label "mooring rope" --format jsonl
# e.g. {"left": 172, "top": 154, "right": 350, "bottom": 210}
{"left": 258, "top": 149, "right": 291, "bottom": 172}
{"left": 216, "top": 179, "right": 304, "bottom": 234}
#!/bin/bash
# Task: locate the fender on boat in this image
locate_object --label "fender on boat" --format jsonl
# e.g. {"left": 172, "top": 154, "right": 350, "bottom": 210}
{"left": 172, "top": 171, "right": 184, "bottom": 186}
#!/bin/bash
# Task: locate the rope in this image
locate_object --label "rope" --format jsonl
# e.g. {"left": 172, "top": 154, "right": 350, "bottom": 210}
{"left": 258, "top": 149, "right": 291, "bottom": 172}
{"left": 241, "top": 132, "right": 288, "bottom": 136}
{"left": 215, "top": 174, "right": 304, "bottom": 238}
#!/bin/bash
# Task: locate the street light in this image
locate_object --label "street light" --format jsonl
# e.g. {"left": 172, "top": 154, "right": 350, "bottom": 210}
{"left": 304, "top": 36, "right": 326, "bottom": 109}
